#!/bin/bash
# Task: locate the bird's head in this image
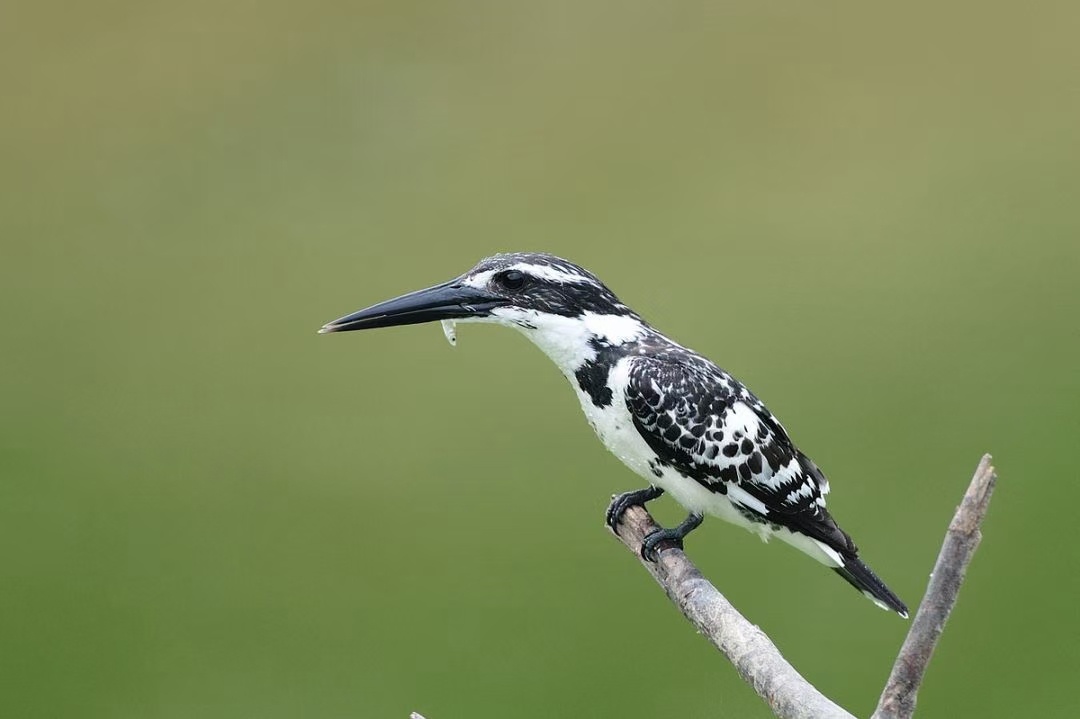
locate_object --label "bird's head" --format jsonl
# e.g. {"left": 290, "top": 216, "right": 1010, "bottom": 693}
{"left": 320, "top": 252, "right": 647, "bottom": 372}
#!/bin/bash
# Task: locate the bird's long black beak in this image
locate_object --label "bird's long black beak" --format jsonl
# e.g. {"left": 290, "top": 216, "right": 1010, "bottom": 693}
{"left": 318, "top": 278, "right": 506, "bottom": 333}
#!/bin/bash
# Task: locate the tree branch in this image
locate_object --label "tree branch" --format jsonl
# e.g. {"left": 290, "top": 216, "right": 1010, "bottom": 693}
{"left": 872, "top": 454, "right": 997, "bottom": 719}
{"left": 610, "top": 506, "right": 855, "bottom": 719}
{"left": 413, "top": 456, "right": 996, "bottom": 719}
{"left": 608, "top": 454, "right": 996, "bottom": 719}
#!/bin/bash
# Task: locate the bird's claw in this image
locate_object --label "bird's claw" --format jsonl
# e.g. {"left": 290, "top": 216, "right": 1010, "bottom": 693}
{"left": 605, "top": 486, "right": 664, "bottom": 530}
{"left": 605, "top": 494, "right": 634, "bottom": 529}
{"left": 639, "top": 512, "right": 704, "bottom": 562}
{"left": 640, "top": 527, "right": 684, "bottom": 562}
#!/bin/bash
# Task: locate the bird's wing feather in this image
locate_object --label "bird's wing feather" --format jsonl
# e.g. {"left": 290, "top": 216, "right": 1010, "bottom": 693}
{"left": 624, "top": 356, "right": 857, "bottom": 555}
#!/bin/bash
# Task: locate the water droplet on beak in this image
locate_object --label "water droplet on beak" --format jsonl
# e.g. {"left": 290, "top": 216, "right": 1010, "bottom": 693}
{"left": 440, "top": 319, "right": 457, "bottom": 347}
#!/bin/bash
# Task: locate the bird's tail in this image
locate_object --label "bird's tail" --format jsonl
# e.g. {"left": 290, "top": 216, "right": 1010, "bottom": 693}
{"left": 834, "top": 556, "right": 909, "bottom": 618}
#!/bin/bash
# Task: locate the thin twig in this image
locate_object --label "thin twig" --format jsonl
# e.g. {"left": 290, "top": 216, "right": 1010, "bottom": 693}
{"left": 610, "top": 506, "right": 856, "bottom": 719}
{"left": 872, "top": 454, "right": 997, "bottom": 719}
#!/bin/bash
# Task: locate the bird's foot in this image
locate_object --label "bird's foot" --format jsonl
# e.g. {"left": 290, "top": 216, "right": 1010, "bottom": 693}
{"left": 605, "top": 486, "right": 664, "bottom": 529}
{"left": 641, "top": 512, "right": 704, "bottom": 562}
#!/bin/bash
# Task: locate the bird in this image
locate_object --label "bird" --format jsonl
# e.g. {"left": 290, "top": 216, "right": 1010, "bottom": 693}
{"left": 319, "top": 252, "right": 908, "bottom": 617}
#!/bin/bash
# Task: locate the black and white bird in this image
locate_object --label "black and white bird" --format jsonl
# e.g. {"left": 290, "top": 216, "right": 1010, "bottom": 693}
{"left": 320, "top": 252, "right": 908, "bottom": 617}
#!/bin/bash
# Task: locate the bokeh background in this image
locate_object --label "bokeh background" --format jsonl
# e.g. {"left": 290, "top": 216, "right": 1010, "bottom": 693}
{"left": 3, "top": 2, "right": 1079, "bottom": 717}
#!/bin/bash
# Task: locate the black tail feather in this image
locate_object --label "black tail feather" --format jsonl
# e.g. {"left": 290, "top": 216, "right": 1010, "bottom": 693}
{"left": 834, "top": 556, "right": 909, "bottom": 618}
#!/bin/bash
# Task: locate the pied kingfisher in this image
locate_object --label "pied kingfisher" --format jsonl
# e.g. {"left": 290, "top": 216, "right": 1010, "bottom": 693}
{"left": 320, "top": 252, "right": 908, "bottom": 617}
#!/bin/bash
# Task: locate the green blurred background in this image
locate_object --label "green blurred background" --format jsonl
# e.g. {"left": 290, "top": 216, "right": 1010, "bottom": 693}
{"left": 2, "top": 2, "right": 1078, "bottom": 717}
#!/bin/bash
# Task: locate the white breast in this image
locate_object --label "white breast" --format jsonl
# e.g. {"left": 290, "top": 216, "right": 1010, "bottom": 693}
{"left": 574, "top": 358, "right": 655, "bottom": 477}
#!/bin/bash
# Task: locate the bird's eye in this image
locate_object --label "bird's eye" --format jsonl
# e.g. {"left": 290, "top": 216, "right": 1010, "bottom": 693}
{"left": 497, "top": 270, "right": 526, "bottom": 290}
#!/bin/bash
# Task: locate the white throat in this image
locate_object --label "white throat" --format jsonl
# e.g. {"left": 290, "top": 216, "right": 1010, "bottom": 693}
{"left": 489, "top": 308, "right": 647, "bottom": 378}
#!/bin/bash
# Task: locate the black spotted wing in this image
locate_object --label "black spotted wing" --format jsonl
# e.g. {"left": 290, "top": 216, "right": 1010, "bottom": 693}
{"left": 623, "top": 356, "right": 857, "bottom": 555}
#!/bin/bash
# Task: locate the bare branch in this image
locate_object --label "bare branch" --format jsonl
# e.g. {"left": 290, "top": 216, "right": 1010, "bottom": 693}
{"left": 872, "top": 454, "right": 997, "bottom": 719}
{"left": 610, "top": 506, "right": 856, "bottom": 719}
{"left": 414, "top": 455, "right": 995, "bottom": 718}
